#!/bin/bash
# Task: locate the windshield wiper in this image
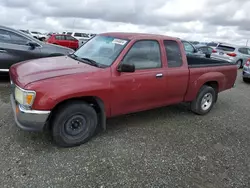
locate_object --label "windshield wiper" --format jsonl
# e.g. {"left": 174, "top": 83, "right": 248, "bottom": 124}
{"left": 81, "top": 57, "right": 102, "bottom": 67}
{"left": 68, "top": 54, "right": 105, "bottom": 68}
{"left": 68, "top": 53, "right": 79, "bottom": 60}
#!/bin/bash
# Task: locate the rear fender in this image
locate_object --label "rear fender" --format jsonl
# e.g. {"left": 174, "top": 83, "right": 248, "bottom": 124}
{"left": 184, "top": 72, "right": 226, "bottom": 102}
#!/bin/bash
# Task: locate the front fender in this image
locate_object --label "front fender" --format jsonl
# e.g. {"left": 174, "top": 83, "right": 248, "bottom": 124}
{"left": 26, "top": 75, "right": 112, "bottom": 116}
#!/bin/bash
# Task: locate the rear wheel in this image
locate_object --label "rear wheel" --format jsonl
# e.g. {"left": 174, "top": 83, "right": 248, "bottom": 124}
{"left": 52, "top": 101, "right": 98, "bottom": 147}
{"left": 191, "top": 86, "right": 216, "bottom": 115}
{"left": 236, "top": 60, "right": 242, "bottom": 69}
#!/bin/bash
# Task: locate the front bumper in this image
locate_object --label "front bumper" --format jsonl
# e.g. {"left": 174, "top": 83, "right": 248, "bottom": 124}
{"left": 10, "top": 94, "right": 50, "bottom": 131}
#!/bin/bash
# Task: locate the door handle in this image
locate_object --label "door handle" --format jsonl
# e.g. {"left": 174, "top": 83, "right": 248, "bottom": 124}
{"left": 156, "top": 73, "right": 163, "bottom": 78}
{"left": 0, "top": 49, "right": 7, "bottom": 53}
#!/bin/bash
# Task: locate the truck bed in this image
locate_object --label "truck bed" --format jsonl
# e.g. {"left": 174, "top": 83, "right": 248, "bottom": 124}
{"left": 186, "top": 54, "right": 233, "bottom": 68}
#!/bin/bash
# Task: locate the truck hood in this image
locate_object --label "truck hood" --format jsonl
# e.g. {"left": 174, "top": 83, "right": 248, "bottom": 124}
{"left": 10, "top": 56, "right": 100, "bottom": 87}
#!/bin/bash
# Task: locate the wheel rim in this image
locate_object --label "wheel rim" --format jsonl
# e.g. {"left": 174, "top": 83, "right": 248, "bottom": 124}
{"left": 201, "top": 93, "right": 213, "bottom": 111}
{"left": 64, "top": 115, "right": 88, "bottom": 136}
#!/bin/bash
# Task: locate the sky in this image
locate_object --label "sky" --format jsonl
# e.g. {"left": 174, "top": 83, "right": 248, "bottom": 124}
{"left": 0, "top": 0, "right": 250, "bottom": 45}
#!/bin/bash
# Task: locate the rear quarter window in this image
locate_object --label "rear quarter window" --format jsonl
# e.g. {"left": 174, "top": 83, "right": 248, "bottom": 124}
{"left": 164, "top": 40, "right": 183, "bottom": 68}
{"left": 217, "top": 45, "right": 235, "bottom": 52}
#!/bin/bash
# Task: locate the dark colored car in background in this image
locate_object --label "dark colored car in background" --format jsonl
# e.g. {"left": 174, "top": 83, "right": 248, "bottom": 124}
{"left": 47, "top": 34, "right": 79, "bottom": 50}
{"left": 195, "top": 45, "right": 214, "bottom": 57}
{"left": 0, "top": 25, "right": 74, "bottom": 72}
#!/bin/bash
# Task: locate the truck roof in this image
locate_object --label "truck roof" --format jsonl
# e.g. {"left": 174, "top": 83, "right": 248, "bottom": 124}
{"left": 100, "top": 32, "right": 179, "bottom": 41}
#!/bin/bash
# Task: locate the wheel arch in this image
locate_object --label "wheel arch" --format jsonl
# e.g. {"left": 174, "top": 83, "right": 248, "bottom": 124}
{"left": 47, "top": 96, "right": 106, "bottom": 131}
{"left": 203, "top": 81, "right": 219, "bottom": 102}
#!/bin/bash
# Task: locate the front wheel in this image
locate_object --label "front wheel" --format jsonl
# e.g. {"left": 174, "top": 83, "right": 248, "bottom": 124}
{"left": 191, "top": 86, "right": 216, "bottom": 115}
{"left": 52, "top": 101, "right": 98, "bottom": 147}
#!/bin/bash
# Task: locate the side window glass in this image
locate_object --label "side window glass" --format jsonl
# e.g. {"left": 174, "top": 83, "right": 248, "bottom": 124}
{"left": 246, "top": 48, "right": 250, "bottom": 55}
{"left": 207, "top": 47, "right": 213, "bottom": 54}
{"left": 0, "top": 29, "right": 30, "bottom": 45}
{"left": 238, "top": 48, "right": 246, "bottom": 54}
{"left": 56, "top": 35, "right": 65, "bottom": 40}
{"left": 0, "top": 29, "right": 11, "bottom": 43}
{"left": 66, "top": 35, "right": 76, "bottom": 41}
{"left": 10, "top": 32, "right": 30, "bottom": 45}
{"left": 198, "top": 47, "right": 206, "bottom": 53}
{"left": 74, "top": 33, "right": 82, "bottom": 37}
{"left": 183, "top": 42, "right": 195, "bottom": 53}
{"left": 123, "top": 40, "right": 161, "bottom": 70}
{"left": 164, "top": 40, "right": 183, "bottom": 68}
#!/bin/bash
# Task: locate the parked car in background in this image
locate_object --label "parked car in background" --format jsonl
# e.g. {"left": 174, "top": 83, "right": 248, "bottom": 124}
{"left": 181, "top": 40, "right": 210, "bottom": 57}
{"left": 19, "top": 30, "right": 32, "bottom": 36}
{"left": 196, "top": 45, "right": 213, "bottom": 56}
{"left": 207, "top": 41, "right": 221, "bottom": 49}
{"left": 27, "top": 31, "right": 47, "bottom": 41}
{"left": 211, "top": 43, "right": 250, "bottom": 69}
{"left": 71, "top": 32, "right": 91, "bottom": 47}
{"left": 62, "top": 31, "right": 91, "bottom": 47}
{"left": 47, "top": 34, "right": 79, "bottom": 50}
{"left": 0, "top": 25, "right": 74, "bottom": 72}
{"left": 9, "top": 32, "right": 237, "bottom": 147}
{"left": 243, "top": 59, "right": 250, "bottom": 82}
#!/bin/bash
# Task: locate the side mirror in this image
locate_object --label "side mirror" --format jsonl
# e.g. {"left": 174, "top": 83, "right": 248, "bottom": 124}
{"left": 193, "top": 48, "right": 198, "bottom": 53}
{"left": 26, "top": 41, "right": 38, "bottom": 49}
{"left": 117, "top": 63, "right": 135, "bottom": 73}
{"left": 205, "top": 53, "right": 211, "bottom": 58}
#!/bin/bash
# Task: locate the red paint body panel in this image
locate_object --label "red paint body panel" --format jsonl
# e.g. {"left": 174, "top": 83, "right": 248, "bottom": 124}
{"left": 9, "top": 32, "right": 237, "bottom": 118}
{"left": 47, "top": 34, "right": 78, "bottom": 50}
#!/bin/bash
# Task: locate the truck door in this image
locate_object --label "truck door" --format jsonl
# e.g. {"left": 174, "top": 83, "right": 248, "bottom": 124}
{"left": 163, "top": 40, "right": 189, "bottom": 104}
{"left": 111, "top": 40, "right": 168, "bottom": 116}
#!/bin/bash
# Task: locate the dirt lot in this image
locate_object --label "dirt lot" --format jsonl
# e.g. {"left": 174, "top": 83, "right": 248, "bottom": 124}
{"left": 0, "top": 70, "right": 250, "bottom": 188}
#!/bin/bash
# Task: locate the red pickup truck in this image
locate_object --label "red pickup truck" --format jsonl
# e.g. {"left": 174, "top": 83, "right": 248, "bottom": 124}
{"left": 9, "top": 32, "right": 237, "bottom": 147}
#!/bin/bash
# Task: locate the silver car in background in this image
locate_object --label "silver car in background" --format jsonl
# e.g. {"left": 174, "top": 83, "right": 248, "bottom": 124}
{"left": 211, "top": 43, "right": 250, "bottom": 69}
{"left": 243, "top": 60, "right": 250, "bottom": 83}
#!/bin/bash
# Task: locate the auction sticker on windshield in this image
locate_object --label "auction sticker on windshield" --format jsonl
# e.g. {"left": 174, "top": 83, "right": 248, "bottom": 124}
{"left": 112, "top": 39, "right": 127, "bottom": 45}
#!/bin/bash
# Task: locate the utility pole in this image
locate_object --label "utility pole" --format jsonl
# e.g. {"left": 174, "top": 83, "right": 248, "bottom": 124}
{"left": 246, "top": 39, "right": 248, "bottom": 46}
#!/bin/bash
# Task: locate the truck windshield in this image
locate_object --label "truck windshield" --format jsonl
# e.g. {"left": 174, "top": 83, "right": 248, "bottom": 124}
{"left": 73, "top": 35, "right": 129, "bottom": 67}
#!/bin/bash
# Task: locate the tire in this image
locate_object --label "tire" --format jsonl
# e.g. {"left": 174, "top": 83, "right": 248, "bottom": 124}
{"left": 52, "top": 101, "right": 98, "bottom": 147}
{"left": 236, "top": 60, "right": 242, "bottom": 69}
{"left": 191, "top": 85, "right": 216, "bottom": 115}
{"left": 40, "top": 37, "right": 45, "bottom": 41}
{"left": 243, "top": 77, "right": 250, "bottom": 83}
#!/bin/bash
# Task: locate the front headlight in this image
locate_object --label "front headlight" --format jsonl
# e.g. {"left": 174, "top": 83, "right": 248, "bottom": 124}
{"left": 14, "top": 86, "right": 36, "bottom": 106}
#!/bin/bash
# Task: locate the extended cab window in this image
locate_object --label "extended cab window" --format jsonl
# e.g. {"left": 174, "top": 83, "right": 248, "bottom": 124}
{"left": 122, "top": 40, "right": 161, "bottom": 70}
{"left": 164, "top": 40, "right": 183, "bottom": 68}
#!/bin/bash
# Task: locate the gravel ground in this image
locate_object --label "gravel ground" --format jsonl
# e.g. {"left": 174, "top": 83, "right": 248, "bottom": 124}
{"left": 0, "top": 70, "right": 250, "bottom": 188}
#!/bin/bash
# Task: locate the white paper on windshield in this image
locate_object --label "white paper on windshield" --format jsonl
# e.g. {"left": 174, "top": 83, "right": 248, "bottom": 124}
{"left": 112, "top": 39, "right": 127, "bottom": 45}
